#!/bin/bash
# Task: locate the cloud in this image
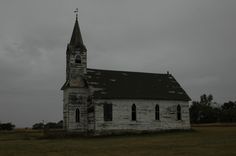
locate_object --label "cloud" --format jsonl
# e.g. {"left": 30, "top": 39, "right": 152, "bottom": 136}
{"left": 186, "top": 75, "right": 220, "bottom": 86}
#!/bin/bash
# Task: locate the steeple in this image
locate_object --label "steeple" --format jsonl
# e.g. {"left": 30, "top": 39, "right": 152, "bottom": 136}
{"left": 69, "top": 11, "right": 86, "bottom": 51}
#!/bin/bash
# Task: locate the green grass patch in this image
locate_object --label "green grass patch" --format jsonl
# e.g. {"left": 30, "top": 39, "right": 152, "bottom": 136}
{"left": 0, "top": 127, "right": 235, "bottom": 156}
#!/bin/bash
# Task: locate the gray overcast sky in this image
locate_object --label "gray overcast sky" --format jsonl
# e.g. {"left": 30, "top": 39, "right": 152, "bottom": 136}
{"left": 0, "top": 0, "right": 236, "bottom": 127}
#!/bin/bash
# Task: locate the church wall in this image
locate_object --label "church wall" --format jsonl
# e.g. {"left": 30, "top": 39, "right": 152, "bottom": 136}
{"left": 87, "top": 99, "right": 95, "bottom": 131}
{"left": 63, "top": 88, "right": 89, "bottom": 132}
{"left": 93, "top": 99, "right": 190, "bottom": 135}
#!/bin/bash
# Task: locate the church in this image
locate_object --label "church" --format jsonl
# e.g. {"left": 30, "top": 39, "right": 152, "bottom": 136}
{"left": 61, "top": 14, "right": 191, "bottom": 135}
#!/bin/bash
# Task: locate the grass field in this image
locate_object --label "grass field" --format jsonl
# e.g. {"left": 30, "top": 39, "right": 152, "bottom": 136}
{"left": 0, "top": 126, "right": 235, "bottom": 156}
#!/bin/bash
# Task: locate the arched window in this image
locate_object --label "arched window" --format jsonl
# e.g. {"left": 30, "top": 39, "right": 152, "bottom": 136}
{"left": 177, "top": 105, "right": 181, "bottom": 120}
{"left": 103, "top": 103, "right": 113, "bottom": 121}
{"left": 132, "top": 104, "right": 136, "bottom": 121}
{"left": 76, "top": 108, "right": 80, "bottom": 123}
{"left": 155, "top": 104, "right": 160, "bottom": 120}
{"left": 75, "top": 55, "right": 81, "bottom": 64}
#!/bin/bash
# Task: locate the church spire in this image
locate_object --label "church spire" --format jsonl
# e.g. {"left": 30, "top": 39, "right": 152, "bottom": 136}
{"left": 69, "top": 9, "right": 86, "bottom": 51}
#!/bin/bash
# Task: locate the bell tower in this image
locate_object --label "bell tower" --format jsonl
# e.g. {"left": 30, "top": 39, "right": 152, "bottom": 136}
{"left": 61, "top": 10, "right": 89, "bottom": 132}
{"left": 66, "top": 12, "right": 87, "bottom": 86}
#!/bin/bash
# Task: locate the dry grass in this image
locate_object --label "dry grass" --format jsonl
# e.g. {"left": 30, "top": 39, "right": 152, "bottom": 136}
{"left": 0, "top": 127, "right": 236, "bottom": 156}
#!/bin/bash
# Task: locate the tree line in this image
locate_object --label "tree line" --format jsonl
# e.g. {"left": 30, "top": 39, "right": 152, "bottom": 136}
{"left": 190, "top": 94, "right": 236, "bottom": 123}
{"left": 32, "top": 120, "right": 63, "bottom": 130}
{"left": 0, "top": 121, "right": 63, "bottom": 131}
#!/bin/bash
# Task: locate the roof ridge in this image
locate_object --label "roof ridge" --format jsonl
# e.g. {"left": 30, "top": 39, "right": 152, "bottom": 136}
{"left": 87, "top": 68, "right": 169, "bottom": 75}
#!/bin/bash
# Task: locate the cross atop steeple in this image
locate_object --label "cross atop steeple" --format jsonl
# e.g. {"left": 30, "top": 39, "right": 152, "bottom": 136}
{"left": 74, "top": 8, "right": 78, "bottom": 20}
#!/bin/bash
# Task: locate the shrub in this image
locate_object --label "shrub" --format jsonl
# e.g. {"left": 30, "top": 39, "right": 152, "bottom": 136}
{"left": 0, "top": 122, "right": 15, "bottom": 131}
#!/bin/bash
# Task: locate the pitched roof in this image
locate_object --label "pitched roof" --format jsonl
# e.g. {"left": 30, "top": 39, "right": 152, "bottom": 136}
{"left": 86, "top": 68, "right": 191, "bottom": 101}
{"left": 69, "top": 18, "right": 86, "bottom": 51}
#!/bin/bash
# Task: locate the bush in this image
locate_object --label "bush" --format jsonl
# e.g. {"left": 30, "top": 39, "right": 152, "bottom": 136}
{"left": 32, "top": 123, "right": 44, "bottom": 130}
{"left": 0, "top": 123, "right": 15, "bottom": 131}
{"left": 32, "top": 120, "right": 63, "bottom": 130}
{"left": 45, "top": 121, "right": 63, "bottom": 129}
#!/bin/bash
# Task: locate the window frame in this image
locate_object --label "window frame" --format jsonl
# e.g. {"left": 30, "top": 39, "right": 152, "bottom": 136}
{"left": 155, "top": 104, "right": 160, "bottom": 120}
{"left": 131, "top": 104, "right": 137, "bottom": 121}
{"left": 75, "top": 108, "right": 80, "bottom": 123}
{"left": 177, "top": 104, "right": 182, "bottom": 120}
{"left": 75, "top": 55, "right": 82, "bottom": 64}
{"left": 103, "top": 103, "right": 113, "bottom": 121}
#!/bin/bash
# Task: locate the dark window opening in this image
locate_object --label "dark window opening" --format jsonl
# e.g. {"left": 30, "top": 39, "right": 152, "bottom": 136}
{"left": 132, "top": 104, "right": 136, "bottom": 121}
{"left": 76, "top": 108, "right": 80, "bottom": 123}
{"left": 177, "top": 105, "right": 181, "bottom": 120}
{"left": 155, "top": 104, "right": 160, "bottom": 120}
{"left": 75, "top": 55, "right": 81, "bottom": 64}
{"left": 104, "top": 103, "right": 112, "bottom": 121}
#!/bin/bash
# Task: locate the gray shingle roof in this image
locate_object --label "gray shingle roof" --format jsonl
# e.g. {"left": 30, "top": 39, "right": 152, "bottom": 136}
{"left": 86, "top": 68, "right": 191, "bottom": 101}
{"left": 69, "top": 18, "right": 86, "bottom": 51}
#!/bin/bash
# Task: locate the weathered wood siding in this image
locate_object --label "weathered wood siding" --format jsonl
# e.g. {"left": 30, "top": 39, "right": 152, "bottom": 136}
{"left": 94, "top": 99, "right": 190, "bottom": 135}
{"left": 63, "top": 88, "right": 89, "bottom": 132}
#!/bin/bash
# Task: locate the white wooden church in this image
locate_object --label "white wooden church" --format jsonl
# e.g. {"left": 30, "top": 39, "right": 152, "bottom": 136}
{"left": 61, "top": 15, "right": 191, "bottom": 135}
